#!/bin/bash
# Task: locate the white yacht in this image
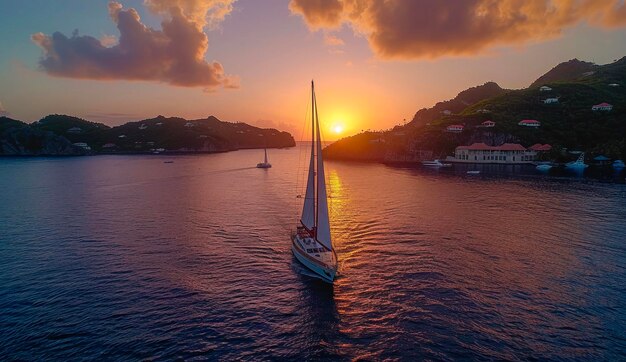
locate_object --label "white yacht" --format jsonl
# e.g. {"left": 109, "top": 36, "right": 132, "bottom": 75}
{"left": 291, "top": 81, "right": 338, "bottom": 283}
{"left": 536, "top": 162, "right": 553, "bottom": 171}
{"left": 421, "top": 159, "right": 451, "bottom": 167}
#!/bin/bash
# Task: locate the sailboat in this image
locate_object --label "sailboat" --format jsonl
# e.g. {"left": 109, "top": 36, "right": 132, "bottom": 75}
{"left": 256, "top": 148, "right": 272, "bottom": 168}
{"left": 565, "top": 152, "right": 588, "bottom": 170}
{"left": 291, "top": 81, "right": 338, "bottom": 283}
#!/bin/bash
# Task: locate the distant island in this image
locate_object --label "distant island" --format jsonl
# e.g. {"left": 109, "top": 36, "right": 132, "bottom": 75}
{"left": 324, "top": 57, "right": 626, "bottom": 164}
{"left": 0, "top": 115, "right": 295, "bottom": 156}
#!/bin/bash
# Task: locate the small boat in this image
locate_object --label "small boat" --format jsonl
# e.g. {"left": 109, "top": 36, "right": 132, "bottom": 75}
{"left": 613, "top": 160, "right": 625, "bottom": 169}
{"left": 466, "top": 170, "right": 481, "bottom": 175}
{"left": 256, "top": 148, "right": 272, "bottom": 168}
{"left": 291, "top": 81, "right": 338, "bottom": 283}
{"left": 421, "top": 159, "right": 451, "bottom": 167}
{"left": 565, "top": 153, "right": 588, "bottom": 170}
{"left": 536, "top": 163, "right": 553, "bottom": 171}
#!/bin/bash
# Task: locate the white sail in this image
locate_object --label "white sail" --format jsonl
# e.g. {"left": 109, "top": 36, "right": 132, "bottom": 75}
{"left": 314, "top": 93, "right": 332, "bottom": 251}
{"left": 300, "top": 84, "right": 316, "bottom": 231}
{"left": 301, "top": 147, "right": 316, "bottom": 230}
{"left": 264, "top": 148, "right": 268, "bottom": 164}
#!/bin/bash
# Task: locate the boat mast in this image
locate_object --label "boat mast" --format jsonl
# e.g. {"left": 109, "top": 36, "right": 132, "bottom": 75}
{"left": 311, "top": 80, "right": 317, "bottom": 237}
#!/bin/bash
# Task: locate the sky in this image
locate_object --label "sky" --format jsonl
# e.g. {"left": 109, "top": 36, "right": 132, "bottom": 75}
{"left": 1, "top": 0, "right": 626, "bottom": 140}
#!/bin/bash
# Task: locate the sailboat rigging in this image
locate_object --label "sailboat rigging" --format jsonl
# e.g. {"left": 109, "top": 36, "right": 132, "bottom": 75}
{"left": 291, "top": 81, "right": 338, "bottom": 283}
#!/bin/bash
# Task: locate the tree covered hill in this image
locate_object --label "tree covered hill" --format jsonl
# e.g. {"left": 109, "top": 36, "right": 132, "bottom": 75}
{"left": 0, "top": 114, "right": 295, "bottom": 156}
{"left": 325, "top": 57, "right": 626, "bottom": 161}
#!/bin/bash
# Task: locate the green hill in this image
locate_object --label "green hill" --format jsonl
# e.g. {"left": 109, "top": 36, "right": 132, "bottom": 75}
{"left": 325, "top": 57, "right": 626, "bottom": 161}
{"left": 0, "top": 114, "right": 296, "bottom": 156}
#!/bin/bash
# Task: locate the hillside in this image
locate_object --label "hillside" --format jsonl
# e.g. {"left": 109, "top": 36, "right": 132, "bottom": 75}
{"left": 409, "top": 82, "right": 509, "bottom": 128}
{"left": 0, "top": 115, "right": 295, "bottom": 156}
{"left": 325, "top": 57, "right": 626, "bottom": 162}
{"left": 530, "top": 59, "right": 597, "bottom": 88}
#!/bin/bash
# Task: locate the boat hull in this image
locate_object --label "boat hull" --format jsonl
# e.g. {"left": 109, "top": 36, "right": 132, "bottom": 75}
{"left": 291, "top": 237, "right": 336, "bottom": 283}
{"left": 256, "top": 163, "right": 272, "bottom": 168}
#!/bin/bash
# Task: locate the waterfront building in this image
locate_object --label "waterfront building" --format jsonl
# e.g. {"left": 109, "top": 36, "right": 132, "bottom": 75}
{"left": 451, "top": 143, "right": 538, "bottom": 164}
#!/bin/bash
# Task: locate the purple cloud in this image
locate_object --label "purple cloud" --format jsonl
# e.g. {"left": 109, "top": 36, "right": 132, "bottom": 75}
{"left": 32, "top": 1, "right": 238, "bottom": 90}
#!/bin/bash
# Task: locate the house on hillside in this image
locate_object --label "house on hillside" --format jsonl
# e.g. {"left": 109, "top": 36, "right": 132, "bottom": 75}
{"left": 518, "top": 119, "right": 541, "bottom": 127}
{"left": 67, "top": 127, "right": 83, "bottom": 134}
{"left": 442, "top": 110, "right": 452, "bottom": 115}
{"left": 138, "top": 124, "right": 148, "bottom": 130}
{"left": 543, "top": 97, "right": 559, "bottom": 104}
{"left": 451, "top": 143, "right": 537, "bottom": 163}
{"left": 478, "top": 120, "right": 495, "bottom": 128}
{"left": 445, "top": 124, "right": 464, "bottom": 133}
{"left": 185, "top": 122, "right": 195, "bottom": 127}
{"left": 592, "top": 103, "right": 613, "bottom": 111}
{"left": 539, "top": 86, "right": 552, "bottom": 92}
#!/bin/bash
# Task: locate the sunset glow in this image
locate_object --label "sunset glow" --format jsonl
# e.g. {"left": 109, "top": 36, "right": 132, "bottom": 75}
{"left": 1, "top": 1, "right": 626, "bottom": 140}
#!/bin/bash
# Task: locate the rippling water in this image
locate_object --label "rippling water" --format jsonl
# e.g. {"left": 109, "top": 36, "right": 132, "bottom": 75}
{"left": 1, "top": 149, "right": 625, "bottom": 360}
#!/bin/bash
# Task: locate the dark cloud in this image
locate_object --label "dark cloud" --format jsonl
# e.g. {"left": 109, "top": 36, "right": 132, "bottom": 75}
{"left": 32, "top": 1, "right": 237, "bottom": 90}
{"left": 289, "top": 0, "right": 626, "bottom": 58}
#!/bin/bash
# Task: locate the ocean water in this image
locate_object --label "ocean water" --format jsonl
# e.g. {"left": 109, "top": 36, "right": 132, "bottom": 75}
{"left": 0, "top": 148, "right": 625, "bottom": 360}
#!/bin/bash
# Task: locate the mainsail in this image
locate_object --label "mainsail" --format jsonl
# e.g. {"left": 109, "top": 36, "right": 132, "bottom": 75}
{"left": 299, "top": 81, "right": 332, "bottom": 251}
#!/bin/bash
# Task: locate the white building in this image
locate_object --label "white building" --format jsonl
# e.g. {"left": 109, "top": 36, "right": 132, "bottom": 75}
{"left": 67, "top": 127, "right": 83, "bottom": 134}
{"left": 608, "top": 83, "right": 620, "bottom": 87}
{"left": 539, "top": 86, "right": 552, "bottom": 92}
{"left": 138, "top": 124, "right": 148, "bottom": 130}
{"left": 544, "top": 98, "right": 559, "bottom": 104}
{"left": 518, "top": 119, "right": 541, "bottom": 127}
{"left": 442, "top": 110, "right": 452, "bottom": 115}
{"left": 452, "top": 143, "right": 537, "bottom": 164}
{"left": 185, "top": 122, "right": 195, "bottom": 127}
{"left": 478, "top": 120, "right": 495, "bottom": 128}
{"left": 72, "top": 142, "right": 91, "bottom": 151}
{"left": 592, "top": 103, "right": 613, "bottom": 111}
{"left": 446, "top": 124, "right": 464, "bottom": 133}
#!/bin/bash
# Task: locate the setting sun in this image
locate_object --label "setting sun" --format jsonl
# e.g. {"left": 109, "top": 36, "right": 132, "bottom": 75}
{"left": 332, "top": 124, "right": 344, "bottom": 134}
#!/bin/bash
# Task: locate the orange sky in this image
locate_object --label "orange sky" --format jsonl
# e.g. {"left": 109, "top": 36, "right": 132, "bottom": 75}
{"left": 1, "top": 0, "right": 626, "bottom": 140}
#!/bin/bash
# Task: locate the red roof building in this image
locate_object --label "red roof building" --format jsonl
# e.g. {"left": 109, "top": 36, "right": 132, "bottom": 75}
{"left": 518, "top": 119, "right": 541, "bottom": 127}
{"left": 529, "top": 143, "right": 552, "bottom": 151}
{"left": 592, "top": 103, "right": 613, "bottom": 111}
